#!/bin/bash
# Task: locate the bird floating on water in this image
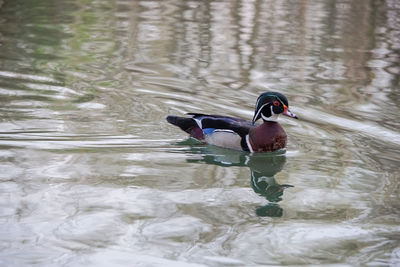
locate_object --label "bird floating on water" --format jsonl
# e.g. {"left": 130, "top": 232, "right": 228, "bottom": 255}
{"left": 167, "top": 92, "right": 298, "bottom": 152}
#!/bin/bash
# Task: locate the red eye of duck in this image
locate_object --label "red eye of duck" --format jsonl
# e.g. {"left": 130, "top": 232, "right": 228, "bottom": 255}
{"left": 273, "top": 100, "right": 280, "bottom": 106}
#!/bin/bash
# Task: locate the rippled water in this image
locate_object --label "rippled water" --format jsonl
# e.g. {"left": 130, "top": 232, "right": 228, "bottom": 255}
{"left": 1, "top": 0, "right": 400, "bottom": 266}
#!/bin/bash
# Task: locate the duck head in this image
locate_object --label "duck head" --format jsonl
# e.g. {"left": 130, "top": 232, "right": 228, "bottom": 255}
{"left": 252, "top": 92, "right": 298, "bottom": 123}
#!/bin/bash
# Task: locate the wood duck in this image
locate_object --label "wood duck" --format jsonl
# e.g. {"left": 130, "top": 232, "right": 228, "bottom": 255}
{"left": 166, "top": 92, "right": 298, "bottom": 152}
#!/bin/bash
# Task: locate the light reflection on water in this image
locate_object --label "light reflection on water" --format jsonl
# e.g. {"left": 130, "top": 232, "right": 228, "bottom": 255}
{"left": 0, "top": 0, "right": 400, "bottom": 266}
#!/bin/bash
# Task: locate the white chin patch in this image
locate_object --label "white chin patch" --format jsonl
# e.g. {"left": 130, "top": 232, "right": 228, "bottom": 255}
{"left": 261, "top": 113, "right": 279, "bottom": 122}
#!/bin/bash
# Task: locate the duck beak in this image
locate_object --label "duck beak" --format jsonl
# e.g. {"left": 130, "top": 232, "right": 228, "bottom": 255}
{"left": 283, "top": 105, "right": 298, "bottom": 119}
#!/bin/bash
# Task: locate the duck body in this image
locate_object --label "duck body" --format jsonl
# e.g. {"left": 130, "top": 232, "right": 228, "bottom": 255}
{"left": 166, "top": 92, "right": 297, "bottom": 153}
{"left": 167, "top": 113, "right": 287, "bottom": 152}
{"left": 249, "top": 121, "right": 287, "bottom": 152}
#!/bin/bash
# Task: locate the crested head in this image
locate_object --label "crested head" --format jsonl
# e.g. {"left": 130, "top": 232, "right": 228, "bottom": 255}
{"left": 252, "top": 92, "right": 298, "bottom": 123}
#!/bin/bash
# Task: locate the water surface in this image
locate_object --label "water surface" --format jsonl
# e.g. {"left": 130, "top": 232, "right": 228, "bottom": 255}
{"left": 0, "top": 0, "right": 400, "bottom": 266}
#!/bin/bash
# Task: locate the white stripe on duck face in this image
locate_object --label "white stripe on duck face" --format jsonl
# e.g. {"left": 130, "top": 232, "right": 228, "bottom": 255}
{"left": 205, "top": 129, "right": 243, "bottom": 150}
{"left": 261, "top": 107, "right": 279, "bottom": 122}
{"left": 253, "top": 103, "right": 268, "bottom": 122}
{"left": 255, "top": 104, "right": 279, "bottom": 122}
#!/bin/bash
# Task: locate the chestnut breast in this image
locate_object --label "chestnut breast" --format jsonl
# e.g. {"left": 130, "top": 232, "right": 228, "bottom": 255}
{"left": 249, "top": 122, "right": 287, "bottom": 152}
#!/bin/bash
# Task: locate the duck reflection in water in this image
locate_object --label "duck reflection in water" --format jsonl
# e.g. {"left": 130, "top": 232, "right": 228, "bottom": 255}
{"left": 249, "top": 155, "right": 293, "bottom": 217}
{"left": 182, "top": 142, "right": 293, "bottom": 217}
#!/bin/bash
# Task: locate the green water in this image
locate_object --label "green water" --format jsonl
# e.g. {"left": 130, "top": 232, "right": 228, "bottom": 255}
{"left": 0, "top": 0, "right": 399, "bottom": 266}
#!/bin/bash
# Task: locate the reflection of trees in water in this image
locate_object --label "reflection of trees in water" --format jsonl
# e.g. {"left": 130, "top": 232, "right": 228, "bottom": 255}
{"left": 123, "top": 0, "right": 399, "bottom": 91}
{"left": 3, "top": 0, "right": 398, "bottom": 102}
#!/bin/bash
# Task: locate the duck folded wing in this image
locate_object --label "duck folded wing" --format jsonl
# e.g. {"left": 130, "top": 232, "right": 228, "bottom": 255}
{"left": 187, "top": 113, "right": 256, "bottom": 137}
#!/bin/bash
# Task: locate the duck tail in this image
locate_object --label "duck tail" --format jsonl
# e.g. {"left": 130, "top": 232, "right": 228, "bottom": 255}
{"left": 166, "top": 115, "right": 197, "bottom": 133}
